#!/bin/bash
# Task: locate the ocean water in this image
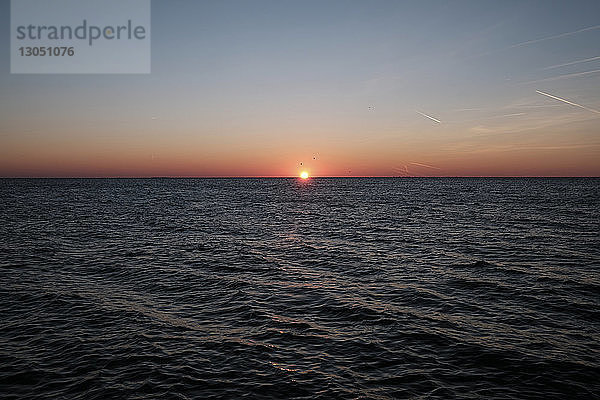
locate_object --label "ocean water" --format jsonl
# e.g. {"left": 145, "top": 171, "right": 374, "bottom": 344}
{"left": 0, "top": 178, "right": 598, "bottom": 399}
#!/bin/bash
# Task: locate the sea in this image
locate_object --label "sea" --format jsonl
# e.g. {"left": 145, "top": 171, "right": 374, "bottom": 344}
{"left": 0, "top": 178, "right": 598, "bottom": 399}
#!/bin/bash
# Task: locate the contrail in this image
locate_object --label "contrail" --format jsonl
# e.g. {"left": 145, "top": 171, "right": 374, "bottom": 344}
{"left": 417, "top": 111, "right": 441, "bottom": 123}
{"left": 393, "top": 165, "right": 409, "bottom": 177}
{"left": 410, "top": 162, "right": 441, "bottom": 170}
{"left": 536, "top": 90, "right": 600, "bottom": 114}
{"left": 500, "top": 113, "right": 526, "bottom": 117}
{"left": 543, "top": 56, "right": 600, "bottom": 70}
{"left": 454, "top": 107, "right": 485, "bottom": 112}
{"left": 525, "top": 69, "right": 600, "bottom": 84}
{"left": 467, "top": 25, "right": 600, "bottom": 60}
{"left": 510, "top": 25, "right": 600, "bottom": 48}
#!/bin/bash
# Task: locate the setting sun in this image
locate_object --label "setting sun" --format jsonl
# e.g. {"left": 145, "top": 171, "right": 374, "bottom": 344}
{"left": 300, "top": 171, "right": 309, "bottom": 179}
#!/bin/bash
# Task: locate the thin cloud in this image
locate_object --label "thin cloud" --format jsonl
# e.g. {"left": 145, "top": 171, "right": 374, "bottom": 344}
{"left": 542, "top": 56, "right": 600, "bottom": 70}
{"left": 524, "top": 69, "right": 600, "bottom": 84}
{"left": 536, "top": 90, "right": 600, "bottom": 114}
{"left": 510, "top": 25, "right": 600, "bottom": 48}
{"left": 393, "top": 165, "right": 410, "bottom": 177}
{"left": 467, "top": 25, "right": 600, "bottom": 59}
{"left": 466, "top": 110, "right": 598, "bottom": 137}
{"left": 454, "top": 107, "right": 486, "bottom": 112}
{"left": 410, "top": 162, "right": 441, "bottom": 170}
{"left": 509, "top": 104, "right": 561, "bottom": 109}
{"left": 393, "top": 164, "right": 434, "bottom": 177}
{"left": 443, "top": 142, "right": 600, "bottom": 154}
{"left": 499, "top": 113, "right": 526, "bottom": 117}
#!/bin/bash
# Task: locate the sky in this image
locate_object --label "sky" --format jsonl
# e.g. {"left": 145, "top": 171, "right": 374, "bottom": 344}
{"left": 1, "top": 0, "right": 599, "bottom": 177}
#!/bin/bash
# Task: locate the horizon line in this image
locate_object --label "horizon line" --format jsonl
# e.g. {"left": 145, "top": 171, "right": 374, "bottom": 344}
{"left": 1, "top": 175, "right": 599, "bottom": 179}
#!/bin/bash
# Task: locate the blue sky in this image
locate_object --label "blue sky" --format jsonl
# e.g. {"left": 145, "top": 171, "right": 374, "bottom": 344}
{"left": 1, "top": 0, "right": 599, "bottom": 176}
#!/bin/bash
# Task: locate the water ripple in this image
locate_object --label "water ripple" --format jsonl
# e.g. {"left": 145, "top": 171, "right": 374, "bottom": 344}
{"left": 1, "top": 178, "right": 599, "bottom": 399}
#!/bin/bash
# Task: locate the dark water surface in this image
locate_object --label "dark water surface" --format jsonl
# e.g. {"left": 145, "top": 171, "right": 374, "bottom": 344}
{"left": 1, "top": 178, "right": 599, "bottom": 399}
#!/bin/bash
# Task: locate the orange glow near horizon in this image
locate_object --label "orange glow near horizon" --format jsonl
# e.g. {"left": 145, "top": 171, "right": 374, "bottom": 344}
{"left": 0, "top": 124, "right": 599, "bottom": 177}
{"left": 300, "top": 171, "right": 309, "bottom": 179}
{"left": 0, "top": 143, "right": 599, "bottom": 177}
